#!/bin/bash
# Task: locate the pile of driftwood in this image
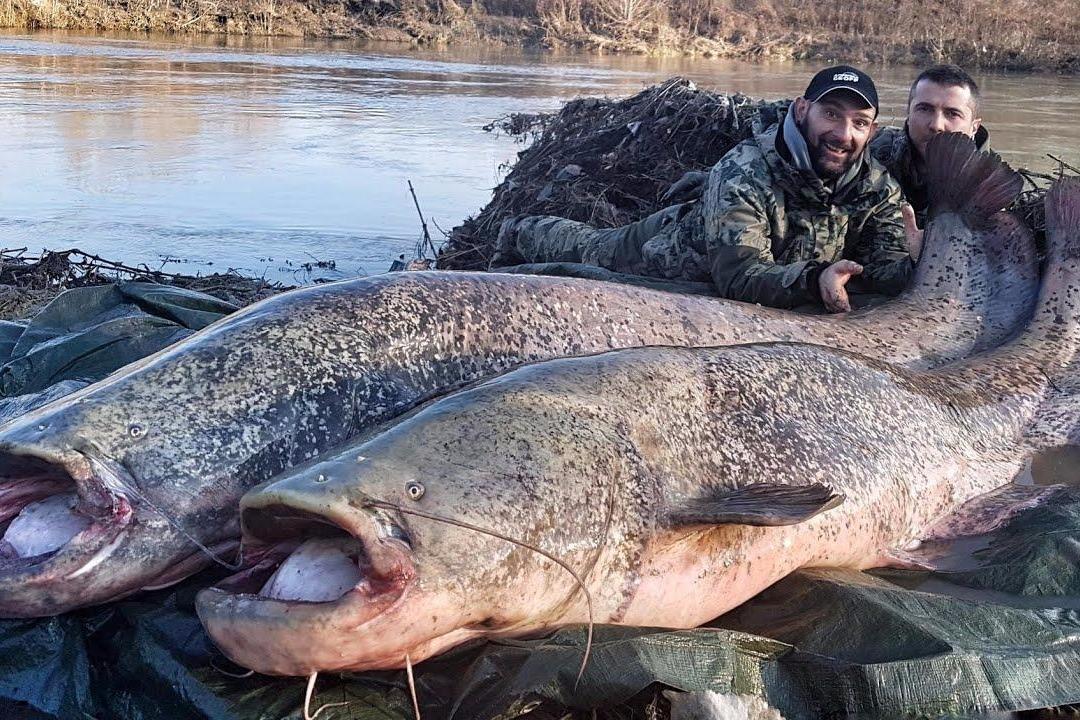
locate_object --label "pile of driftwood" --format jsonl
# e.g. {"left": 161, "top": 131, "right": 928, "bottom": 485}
{"left": 441, "top": 78, "right": 787, "bottom": 270}
{"left": 1015, "top": 156, "right": 1080, "bottom": 257}
{"left": 0, "top": 248, "right": 286, "bottom": 321}
{"left": 441, "top": 77, "right": 1068, "bottom": 271}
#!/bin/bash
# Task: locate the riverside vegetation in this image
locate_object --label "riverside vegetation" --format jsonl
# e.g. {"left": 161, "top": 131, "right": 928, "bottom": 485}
{"left": 0, "top": 0, "right": 1078, "bottom": 72}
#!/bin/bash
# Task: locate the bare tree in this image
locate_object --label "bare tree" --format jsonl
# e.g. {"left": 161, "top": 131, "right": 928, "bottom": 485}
{"left": 584, "top": 0, "right": 663, "bottom": 38}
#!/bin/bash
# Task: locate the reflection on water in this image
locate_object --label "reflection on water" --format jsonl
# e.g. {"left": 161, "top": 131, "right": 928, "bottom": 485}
{"left": 1, "top": 30, "right": 1079, "bottom": 282}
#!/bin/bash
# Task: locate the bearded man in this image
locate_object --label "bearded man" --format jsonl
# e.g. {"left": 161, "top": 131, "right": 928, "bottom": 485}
{"left": 493, "top": 66, "right": 916, "bottom": 313}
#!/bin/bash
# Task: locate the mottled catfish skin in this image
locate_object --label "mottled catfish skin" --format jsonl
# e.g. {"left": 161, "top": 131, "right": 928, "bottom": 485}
{"left": 0, "top": 135, "right": 1032, "bottom": 616}
{"left": 197, "top": 176, "right": 1080, "bottom": 676}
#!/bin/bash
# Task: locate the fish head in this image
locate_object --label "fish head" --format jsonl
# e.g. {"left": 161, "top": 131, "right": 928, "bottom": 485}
{"left": 198, "top": 377, "right": 624, "bottom": 675}
{"left": 0, "top": 376, "right": 241, "bottom": 616}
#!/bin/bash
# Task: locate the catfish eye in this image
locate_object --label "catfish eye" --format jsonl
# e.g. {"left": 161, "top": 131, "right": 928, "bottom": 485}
{"left": 405, "top": 481, "right": 425, "bottom": 501}
{"left": 128, "top": 423, "right": 146, "bottom": 439}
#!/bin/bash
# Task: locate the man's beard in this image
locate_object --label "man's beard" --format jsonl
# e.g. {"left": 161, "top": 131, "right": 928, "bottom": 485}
{"left": 799, "top": 119, "right": 861, "bottom": 180}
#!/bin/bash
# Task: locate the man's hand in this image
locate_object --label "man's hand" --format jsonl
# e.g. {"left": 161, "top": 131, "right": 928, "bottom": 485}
{"left": 819, "top": 260, "right": 864, "bottom": 313}
{"left": 902, "top": 204, "right": 924, "bottom": 262}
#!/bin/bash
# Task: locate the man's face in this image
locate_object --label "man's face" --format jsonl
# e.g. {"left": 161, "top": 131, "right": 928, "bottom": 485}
{"left": 906, "top": 80, "right": 982, "bottom": 159}
{"left": 794, "top": 91, "right": 877, "bottom": 180}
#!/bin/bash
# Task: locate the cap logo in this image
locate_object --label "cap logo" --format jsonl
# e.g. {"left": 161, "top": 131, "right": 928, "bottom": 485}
{"left": 833, "top": 72, "right": 859, "bottom": 82}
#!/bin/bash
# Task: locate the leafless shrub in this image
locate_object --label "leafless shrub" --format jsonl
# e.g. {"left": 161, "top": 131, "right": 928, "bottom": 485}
{"left": 536, "top": 0, "right": 583, "bottom": 36}
{"left": 0, "top": 0, "right": 1076, "bottom": 72}
{"left": 582, "top": 0, "right": 663, "bottom": 38}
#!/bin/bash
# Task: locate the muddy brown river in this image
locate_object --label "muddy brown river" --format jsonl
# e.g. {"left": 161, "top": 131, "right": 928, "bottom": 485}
{"left": 1, "top": 31, "right": 1078, "bottom": 282}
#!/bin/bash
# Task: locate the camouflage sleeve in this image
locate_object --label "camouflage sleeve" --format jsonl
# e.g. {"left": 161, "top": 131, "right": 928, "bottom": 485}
{"left": 701, "top": 163, "right": 823, "bottom": 308}
{"left": 850, "top": 177, "right": 914, "bottom": 296}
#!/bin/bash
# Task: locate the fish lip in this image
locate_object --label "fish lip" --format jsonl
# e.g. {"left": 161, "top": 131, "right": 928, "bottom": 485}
{"left": 196, "top": 580, "right": 414, "bottom": 675}
{"left": 197, "top": 504, "right": 417, "bottom": 673}
{"left": 205, "top": 502, "right": 416, "bottom": 610}
{"left": 0, "top": 441, "right": 136, "bottom": 615}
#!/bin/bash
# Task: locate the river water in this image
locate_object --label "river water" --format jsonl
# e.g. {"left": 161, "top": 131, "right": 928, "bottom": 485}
{"left": 1, "top": 31, "right": 1079, "bottom": 283}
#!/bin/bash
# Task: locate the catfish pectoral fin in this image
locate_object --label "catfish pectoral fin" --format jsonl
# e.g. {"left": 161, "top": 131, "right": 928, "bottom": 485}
{"left": 665, "top": 482, "right": 844, "bottom": 527}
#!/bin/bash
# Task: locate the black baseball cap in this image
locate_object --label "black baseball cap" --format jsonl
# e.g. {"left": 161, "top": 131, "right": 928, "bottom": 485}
{"left": 804, "top": 65, "right": 879, "bottom": 114}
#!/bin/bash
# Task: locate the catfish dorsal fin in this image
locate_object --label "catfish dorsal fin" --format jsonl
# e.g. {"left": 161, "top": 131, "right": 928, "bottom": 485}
{"left": 666, "top": 483, "right": 844, "bottom": 528}
{"left": 924, "top": 132, "right": 1022, "bottom": 229}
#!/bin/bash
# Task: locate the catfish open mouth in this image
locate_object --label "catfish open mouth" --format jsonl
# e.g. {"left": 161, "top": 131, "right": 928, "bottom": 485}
{"left": 197, "top": 505, "right": 421, "bottom": 675}
{"left": 207, "top": 505, "right": 414, "bottom": 608}
{"left": 0, "top": 448, "right": 134, "bottom": 576}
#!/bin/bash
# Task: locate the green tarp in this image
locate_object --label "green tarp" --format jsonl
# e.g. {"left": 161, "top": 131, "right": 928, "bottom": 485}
{"left": 0, "top": 282, "right": 237, "bottom": 423}
{"left": 0, "top": 281, "right": 1078, "bottom": 719}
{"left": 3, "top": 487, "right": 1080, "bottom": 720}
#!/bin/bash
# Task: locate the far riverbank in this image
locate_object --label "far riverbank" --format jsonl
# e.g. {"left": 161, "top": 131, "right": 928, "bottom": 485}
{"left": 2, "top": 0, "right": 1078, "bottom": 73}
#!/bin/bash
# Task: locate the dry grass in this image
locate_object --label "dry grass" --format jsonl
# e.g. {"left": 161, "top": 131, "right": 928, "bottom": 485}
{"left": 763, "top": 0, "right": 1080, "bottom": 71}
{"left": 0, "top": 0, "right": 1077, "bottom": 71}
{"left": 531, "top": 0, "right": 1080, "bottom": 68}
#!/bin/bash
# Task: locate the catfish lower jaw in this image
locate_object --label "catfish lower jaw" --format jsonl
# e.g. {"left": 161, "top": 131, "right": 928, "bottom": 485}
{"left": 0, "top": 448, "right": 138, "bottom": 616}
{"left": 197, "top": 581, "right": 414, "bottom": 675}
{"left": 197, "top": 521, "right": 415, "bottom": 675}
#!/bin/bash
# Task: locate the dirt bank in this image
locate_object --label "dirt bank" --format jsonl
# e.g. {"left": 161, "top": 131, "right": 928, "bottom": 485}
{"left": 1, "top": 0, "right": 1078, "bottom": 73}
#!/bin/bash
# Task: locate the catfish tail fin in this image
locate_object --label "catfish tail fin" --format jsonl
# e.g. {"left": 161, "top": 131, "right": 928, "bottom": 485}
{"left": 1044, "top": 176, "right": 1080, "bottom": 264}
{"left": 924, "top": 132, "right": 1022, "bottom": 228}
{"left": 1024, "top": 176, "right": 1080, "bottom": 345}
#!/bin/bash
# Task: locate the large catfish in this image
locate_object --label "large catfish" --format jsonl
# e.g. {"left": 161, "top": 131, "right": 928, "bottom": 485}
{"left": 197, "top": 177, "right": 1080, "bottom": 675}
{"left": 0, "top": 135, "right": 1034, "bottom": 616}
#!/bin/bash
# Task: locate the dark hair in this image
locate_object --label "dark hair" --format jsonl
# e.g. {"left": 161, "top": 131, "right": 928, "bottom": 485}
{"left": 907, "top": 64, "right": 981, "bottom": 114}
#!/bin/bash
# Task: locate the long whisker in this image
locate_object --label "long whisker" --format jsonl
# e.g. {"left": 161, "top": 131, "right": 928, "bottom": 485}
{"left": 405, "top": 653, "right": 422, "bottom": 719}
{"left": 84, "top": 447, "right": 244, "bottom": 571}
{"left": 366, "top": 500, "right": 595, "bottom": 688}
{"left": 209, "top": 659, "right": 254, "bottom": 678}
{"left": 120, "top": 480, "right": 244, "bottom": 571}
{"left": 302, "top": 671, "right": 349, "bottom": 720}
{"left": 303, "top": 671, "right": 317, "bottom": 720}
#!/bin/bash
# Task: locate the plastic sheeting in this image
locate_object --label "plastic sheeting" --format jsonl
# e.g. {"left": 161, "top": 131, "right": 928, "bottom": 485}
{"left": 0, "top": 282, "right": 237, "bottom": 423}
{"left": 0, "top": 281, "right": 1079, "bottom": 719}
{"left": 3, "top": 487, "right": 1080, "bottom": 719}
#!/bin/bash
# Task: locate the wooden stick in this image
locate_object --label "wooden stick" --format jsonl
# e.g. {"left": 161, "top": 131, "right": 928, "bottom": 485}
{"left": 407, "top": 181, "right": 438, "bottom": 259}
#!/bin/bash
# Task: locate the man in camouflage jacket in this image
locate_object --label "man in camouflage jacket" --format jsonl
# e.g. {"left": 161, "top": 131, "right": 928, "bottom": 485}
{"left": 492, "top": 65, "right": 914, "bottom": 313}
